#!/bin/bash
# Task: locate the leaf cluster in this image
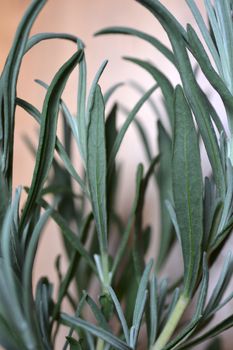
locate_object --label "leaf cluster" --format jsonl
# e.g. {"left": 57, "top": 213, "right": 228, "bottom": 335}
{"left": 1, "top": 1, "right": 233, "bottom": 349}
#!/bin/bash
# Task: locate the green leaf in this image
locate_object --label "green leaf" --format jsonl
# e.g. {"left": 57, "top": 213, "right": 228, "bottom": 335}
{"left": 86, "top": 84, "right": 108, "bottom": 253}
{"left": 95, "top": 26, "right": 175, "bottom": 66}
{"left": 203, "top": 178, "right": 223, "bottom": 250}
{"left": 0, "top": 164, "right": 9, "bottom": 228}
{"left": 149, "top": 274, "right": 158, "bottom": 346}
{"left": 213, "top": 0, "right": 233, "bottom": 92}
{"left": 124, "top": 58, "right": 174, "bottom": 129}
{"left": 165, "top": 199, "right": 181, "bottom": 244}
{"left": 63, "top": 293, "right": 88, "bottom": 350}
{"left": 52, "top": 252, "right": 80, "bottom": 321}
{"left": 133, "top": 156, "right": 159, "bottom": 280}
{"left": 108, "top": 84, "right": 157, "bottom": 174}
{"left": 0, "top": 313, "right": 23, "bottom": 350}
{"left": 186, "top": 24, "right": 233, "bottom": 131}
{"left": 136, "top": 0, "right": 187, "bottom": 38}
{"left": 61, "top": 314, "right": 131, "bottom": 350}
{"left": 105, "top": 103, "right": 118, "bottom": 213}
{"left": 1, "top": 190, "right": 25, "bottom": 323}
{"left": 39, "top": 198, "right": 96, "bottom": 273}
{"left": 130, "top": 290, "right": 148, "bottom": 348}
{"left": 108, "top": 286, "right": 130, "bottom": 345}
{"left": 111, "top": 164, "right": 144, "bottom": 276}
{"left": 0, "top": 0, "right": 46, "bottom": 190}
{"left": 132, "top": 260, "right": 153, "bottom": 327}
{"left": 172, "top": 86, "right": 203, "bottom": 297}
{"left": 16, "top": 97, "right": 87, "bottom": 196}
{"left": 35, "top": 277, "right": 53, "bottom": 349}
{"left": 204, "top": 252, "right": 233, "bottom": 317}
{"left": 129, "top": 80, "right": 162, "bottom": 118}
{"left": 204, "top": 0, "right": 226, "bottom": 77}
{"left": 86, "top": 60, "right": 108, "bottom": 126}
{"left": 26, "top": 33, "right": 82, "bottom": 53}
{"left": 199, "top": 89, "right": 226, "bottom": 136}
{"left": 186, "top": 0, "right": 222, "bottom": 75}
{"left": 156, "top": 121, "right": 173, "bottom": 270}
{"left": 76, "top": 39, "right": 87, "bottom": 161}
{"left": 178, "top": 314, "right": 233, "bottom": 349}
{"left": 85, "top": 294, "right": 110, "bottom": 331}
{"left": 34, "top": 78, "right": 80, "bottom": 149}
{"left": 157, "top": 278, "right": 168, "bottom": 324}
{"left": 0, "top": 190, "right": 45, "bottom": 349}
{"left": 137, "top": 0, "right": 225, "bottom": 197}
{"left": 23, "top": 209, "right": 51, "bottom": 343}
{"left": 134, "top": 118, "right": 153, "bottom": 162}
{"left": 19, "top": 49, "right": 83, "bottom": 232}
{"left": 119, "top": 103, "right": 154, "bottom": 162}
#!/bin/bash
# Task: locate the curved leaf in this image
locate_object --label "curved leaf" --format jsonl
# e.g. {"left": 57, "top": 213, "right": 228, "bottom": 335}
{"left": 0, "top": 0, "right": 46, "bottom": 190}
{"left": 136, "top": 0, "right": 225, "bottom": 198}
{"left": 95, "top": 26, "right": 175, "bottom": 66}
{"left": 20, "top": 49, "right": 84, "bottom": 231}
{"left": 16, "top": 97, "right": 87, "bottom": 196}
{"left": 26, "top": 32, "right": 83, "bottom": 53}
{"left": 108, "top": 84, "right": 157, "bottom": 174}
{"left": 61, "top": 313, "right": 131, "bottom": 350}
{"left": 124, "top": 57, "right": 174, "bottom": 129}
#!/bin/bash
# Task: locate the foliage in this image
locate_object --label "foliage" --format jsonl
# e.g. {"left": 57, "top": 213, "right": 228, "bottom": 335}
{"left": 1, "top": 0, "right": 233, "bottom": 349}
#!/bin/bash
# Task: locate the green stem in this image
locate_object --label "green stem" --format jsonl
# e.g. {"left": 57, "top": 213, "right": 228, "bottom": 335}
{"left": 101, "top": 250, "right": 111, "bottom": 291}
{"left": 96, "top": 338, "right": 105, "bottom": 350}
{"left": 151, "top": 294, "right": 189, "bottom": 350}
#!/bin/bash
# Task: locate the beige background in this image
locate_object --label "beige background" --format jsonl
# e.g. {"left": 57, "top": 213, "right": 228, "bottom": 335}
{"left": 0, "top": 1, "right": 232, "bottom": 349}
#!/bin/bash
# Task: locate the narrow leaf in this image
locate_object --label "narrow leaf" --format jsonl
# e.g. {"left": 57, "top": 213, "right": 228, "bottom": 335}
{"left": 108, "top": 84, "right": 157, "bottom": 174}
{"left": 108, "top": 286, "right": 130, "bottom": 345}
{"left": 95, "top": 27, "right": 175, "bottom": 65}
{"left": 173, "top": 86, "right": 203, "bottom": 296}
{"left": 61, "top": 314, "right": 131, "bottom": 350}
{"left": 86, "top": 85, "right": 108, "bottom": 253}
{"left": 20, "top": 49, "right": 83, "bottom": 231}
{"left": 0, "top": 0, "right": 46, "bottom": 190}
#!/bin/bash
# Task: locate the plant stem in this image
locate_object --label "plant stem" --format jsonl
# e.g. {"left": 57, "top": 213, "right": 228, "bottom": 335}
{"left": 96, "top": 338, "right": 105, "bottom": 350}
{"left": 101, "top": 250, "right": 111, "bottom": 290}
{"left": 151, "top": 294, "right": 189, "bottom": 350}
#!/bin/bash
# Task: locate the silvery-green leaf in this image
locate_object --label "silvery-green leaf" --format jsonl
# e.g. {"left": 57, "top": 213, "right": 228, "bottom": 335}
{"left": 108, "top": 84, "right": 157, "bottom": 174}
{"left": 95, "top": 26, "right": 175, "bottom": 65}
{"left": 136, "top": 0, "right": 225, "bottom": 197}
{"left": 124, "top": 58, "right": 174, "bottom": 130}
{"left": 61, "top": 314, "right": 131, "bottom": 350}
{"left": 17, "top": 96, "right": 87, "bottom": 196}
{"left": 111, "top": 164, "right": 143, "bottom": 276}
{"left": 26, "top": 33, "right": 83, "bottom": 53}
{"left": 173, "top": 86, "right": 203, "bottom": 297}
{"left": 86, "top": 84, "right": 108, "bottom": 254}
{"left": 156, "top": 121, "right": 174, "bottom": 270}
{"left": 20, "top": 49, "right": 84, "bottom": 231}
{"left": 0, "top": 0, "right": 46, "bottom": 190}
{"left": 149, "top": 274, "right": 158, "bottom": 346}
{"left": 108, "top": 286, "right": 130, "bottom": 345}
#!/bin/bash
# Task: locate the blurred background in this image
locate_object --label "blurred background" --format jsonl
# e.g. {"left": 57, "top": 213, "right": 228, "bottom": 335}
{"left": 1, "top": 1, "right": 231, "bottom": 349}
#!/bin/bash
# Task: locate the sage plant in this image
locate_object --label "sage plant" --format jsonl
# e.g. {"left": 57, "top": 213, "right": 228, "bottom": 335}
{"left": 1, "top": 1, "right": 233, "bottom": 349}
